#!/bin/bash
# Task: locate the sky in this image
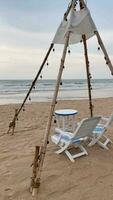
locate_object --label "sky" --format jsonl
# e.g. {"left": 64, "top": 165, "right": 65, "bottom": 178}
{"left": 0, "top": 0, "right": 113, "bottom": 79}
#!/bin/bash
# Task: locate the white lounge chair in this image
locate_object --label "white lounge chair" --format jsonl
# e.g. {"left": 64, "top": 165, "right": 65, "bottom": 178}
{"left": 51, "top": 116, "right": 101, "bottom": 162}
{"left": 88, "top": 113, "right": 113, "bottom": 150}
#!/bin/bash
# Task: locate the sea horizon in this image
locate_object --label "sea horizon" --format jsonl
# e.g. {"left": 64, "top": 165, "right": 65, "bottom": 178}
{"left": 0, "top": 79, "right": 113, "bottom": 105}
{"left": 0, "top": 78, "right": 113, "bottom": 80}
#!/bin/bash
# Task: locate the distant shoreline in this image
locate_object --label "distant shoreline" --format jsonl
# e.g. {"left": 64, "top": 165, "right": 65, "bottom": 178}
{"left": 0, "top": 96, "right": 113, "bottom": 106}
{"left": 0, "top": 79, "right": 113, "bottom": 105}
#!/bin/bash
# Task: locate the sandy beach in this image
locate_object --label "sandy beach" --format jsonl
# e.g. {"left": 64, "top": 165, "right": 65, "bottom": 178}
{"left": 0, "top": 98, "right": 113, "bottom": 200}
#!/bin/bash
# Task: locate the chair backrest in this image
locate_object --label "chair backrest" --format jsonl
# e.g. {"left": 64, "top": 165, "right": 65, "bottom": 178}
{"left": 105, "top": 112, "right": 113, "bottom": 128}
{"left": 73, "top": 116, "right": 101, "bottom": 138}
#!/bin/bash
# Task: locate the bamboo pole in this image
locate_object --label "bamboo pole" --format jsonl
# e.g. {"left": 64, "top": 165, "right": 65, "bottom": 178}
{"left": 31, "top": 31, "right": 71, "bottom": 195}
{"left": 7, "top": 43, "right": 54, "bottom": 134}
{"left": 64, "top": 0, "right": 77, "bottom": 20}
{"left": 7, "top": 0, "right": 76, "bottom": 135}
{"left": 79, "top": 0, "right": 113, "bottom": 75}
{"left": 79, "top": 0, "right": 93, "bottom": 117}
{"left": 64, "top": 1, "right": 73, "bottom": 20}
{"left": 94, "top": 31, "right": 113, "bottom": 75}
{"left": 15, "top": 43, "right": 54, "bottom": 117}
{"left": 30, "top": 1, "right": 77, "bottom": 195}
{"left": 79, "top": 0, "right": 86, "bottom": 8}
{"left": 82, "top": 35, "right": 93, "bottom": 117}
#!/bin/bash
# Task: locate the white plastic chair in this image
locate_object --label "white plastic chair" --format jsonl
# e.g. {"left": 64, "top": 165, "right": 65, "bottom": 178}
{"left": 51, "top": 116, "right": 101, "bottom": 162}
{"left": 88, "top": 113, "right": 113, "bottom": 150}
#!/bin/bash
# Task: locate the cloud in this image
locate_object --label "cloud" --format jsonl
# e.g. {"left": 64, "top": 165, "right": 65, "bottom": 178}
{"left": 0, "top": 0, "right": 67, "bottom": 33}
{"left": 0, "top": 43, "right": 112, "bottom": 79}
{"left": 0, "top": 7, "right": 113, "bottom": 80}
{"left": 0, "top": 25, "right": 54, "bottom": 49}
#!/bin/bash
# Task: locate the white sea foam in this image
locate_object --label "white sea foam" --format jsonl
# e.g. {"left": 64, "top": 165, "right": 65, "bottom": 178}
{"left": 0, "top": 79, "right": 113, "bottom": 105}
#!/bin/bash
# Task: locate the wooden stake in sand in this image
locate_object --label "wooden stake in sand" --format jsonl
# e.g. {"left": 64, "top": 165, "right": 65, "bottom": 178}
{"left": 30, "top": 146, "right": 41, "bottom": 195}
{"left": 7, "top": 109, "right": 18, "bottom": 135}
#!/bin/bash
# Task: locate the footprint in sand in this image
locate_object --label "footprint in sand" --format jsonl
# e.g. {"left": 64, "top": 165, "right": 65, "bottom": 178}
{"left": 4, "top": 188, "right": 14, "bottom": 197}
{"left": 5, "top": 187, "right": 13, "bottom": 200}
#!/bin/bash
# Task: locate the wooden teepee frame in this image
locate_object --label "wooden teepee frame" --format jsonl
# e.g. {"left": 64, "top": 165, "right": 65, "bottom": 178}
{"left": 7, "top": 0, "right": 113, "bottom": 195}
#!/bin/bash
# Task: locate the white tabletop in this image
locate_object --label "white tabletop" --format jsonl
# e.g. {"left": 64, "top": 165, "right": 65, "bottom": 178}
{"left": 55, "top": 109, "right": 78, "bottom": 116}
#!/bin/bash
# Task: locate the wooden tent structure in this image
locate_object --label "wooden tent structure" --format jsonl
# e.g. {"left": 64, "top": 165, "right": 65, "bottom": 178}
{"left": 7, "top": 0, "right": 113, "bottom": 195}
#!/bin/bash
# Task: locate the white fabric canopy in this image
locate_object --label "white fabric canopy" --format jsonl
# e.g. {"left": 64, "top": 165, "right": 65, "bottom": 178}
{"left": 53, "top": 8, "right": 97, "bottom": 44}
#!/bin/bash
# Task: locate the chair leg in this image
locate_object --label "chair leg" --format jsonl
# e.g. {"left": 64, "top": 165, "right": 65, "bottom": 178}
{"left": 104, "top": 138, "right": 111, "bottom": 146}
{"left": 97, "top": 137, "right": 112, "bottom": 150}
{"left": 102, "top": 135, "right": 113, "bottom": 144}
{"left": 79, "top": 145, "right": 88, "bottom": 156}
{"left": 55, "top": 143, "right": 69, "bottom": 154}
{"left": 88, "top": 135, "right": 102, "bottom": 147}
{"left": 65, "top": 145, "right": 88, "bottom": 162}
{"left": 56, "top": 144, "right": 88, "bottom": 162}
{"left": 97, "top": 140, "right": 109, "bottom": 150}
{"left": 65, "top": 150, "right": 75, "bottom": 162}
{"left": 88, "top": 138, "right": 99, "bottom": 147}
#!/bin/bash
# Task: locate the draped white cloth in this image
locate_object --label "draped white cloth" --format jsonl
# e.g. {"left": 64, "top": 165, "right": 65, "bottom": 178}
{"left": 53, "top": 8, "right": 97, "bottom": 44}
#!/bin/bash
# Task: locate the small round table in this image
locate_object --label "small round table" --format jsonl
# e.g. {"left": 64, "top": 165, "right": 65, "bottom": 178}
{"left": 54, "top": 109, "right": 78, "bottom": 132}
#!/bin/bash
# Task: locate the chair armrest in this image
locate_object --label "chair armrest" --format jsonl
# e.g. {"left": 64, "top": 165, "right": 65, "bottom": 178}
{"left": 55, "top": 128, "right": 73, "bottom": 136}
{"left": 54, "top": 128, "right": 73, "bottom": 144}
{"left": 100, "top": 117, "right": 109, "bottom": 124}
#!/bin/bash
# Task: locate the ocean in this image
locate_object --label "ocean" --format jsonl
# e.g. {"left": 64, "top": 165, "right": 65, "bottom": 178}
{"left": 0, "top": 79, "right": 113, "bottom": 105}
